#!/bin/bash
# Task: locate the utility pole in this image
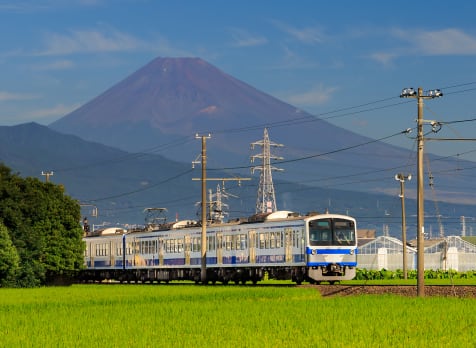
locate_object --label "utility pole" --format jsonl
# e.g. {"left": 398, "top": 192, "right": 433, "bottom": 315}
{"left": 194, "top": 134, "right": 210, "bottom": 284}
{"left": 193, "top": 134, "right": 250, "bottom": 284}
{"left": 395, "top": 173, "right": 411, "bottom": 280}
{"left": 41, "top": 171, "right": 54, "bottom": 182}
{"left": 461, "top": 216, "right": 466, "bottom": 237}
{"left": 251, "top": 128, "right": 283, "bottom": 214}
{"left": 400, "top": 87, "right": 443, "bottom": 297}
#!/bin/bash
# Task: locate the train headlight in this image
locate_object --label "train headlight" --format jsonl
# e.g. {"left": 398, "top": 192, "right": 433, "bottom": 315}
{"left": 311, "top": 249, "right": 316, "bottom": 255}
{"left": 349, "top": 249, "right": 354, "bottom": 255}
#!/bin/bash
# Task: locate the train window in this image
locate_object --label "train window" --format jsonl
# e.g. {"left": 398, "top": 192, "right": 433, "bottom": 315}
{"left": 240, "top": 234, "right": 247, "bottom": 250}
{"left": 95, "top": 243, "right": 108, "bottom": 256}
{"left": 225, "top": 235, "right": 232, "bottom": 251}
{"left": 178, "top": 239, "right": 183, "bottom": 253}
{"left": 309, "top": 220, "right": 332, "bottom": 246}
{"left": 259, "top": 233, "right": 265, "bottom": 249}
{"left": 166, "top": 240, "right": 171, "bottom": 253}
{"left": 334, "top": 219, "right": 356, "bottom": 246}
{"left": 308, "top": 219, "right": 356, "bottom": 246}
{"left": 192, "top": 237, "right": 199, "bottom": 252}
{"left": 207, "top": 236, "right": 215, "bottom": 251}
{"left": 127, "top": 243, "right": 132, "bottom": 255}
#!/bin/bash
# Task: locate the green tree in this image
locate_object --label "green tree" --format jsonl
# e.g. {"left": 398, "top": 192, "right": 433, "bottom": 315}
{"left": 0, "top": 222, "right": 20, "bottom": 287}
{"left": 0, "top": 164, "right": 84, "bottom": 287}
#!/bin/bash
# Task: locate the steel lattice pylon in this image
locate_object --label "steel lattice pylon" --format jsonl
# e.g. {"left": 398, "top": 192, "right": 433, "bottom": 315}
{"left": 250, "top": 128, "right": 283, "bottom": 214}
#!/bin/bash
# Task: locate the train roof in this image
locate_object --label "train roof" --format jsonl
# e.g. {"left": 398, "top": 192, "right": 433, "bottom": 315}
{"left": 84, "top": 210, "right": 356, "bottom": 237}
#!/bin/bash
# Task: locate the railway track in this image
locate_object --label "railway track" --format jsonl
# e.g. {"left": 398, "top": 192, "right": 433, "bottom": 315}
{"left": 309, "top": 284, "right": 476, "bottom": 297}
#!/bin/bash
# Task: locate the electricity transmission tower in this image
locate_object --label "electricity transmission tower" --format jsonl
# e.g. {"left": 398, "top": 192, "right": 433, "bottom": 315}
{"left": 207, "top": 183, "right": 237, "bottom": 223}
{"left": 250, "top": 128, "right": 283, "bottom": 214}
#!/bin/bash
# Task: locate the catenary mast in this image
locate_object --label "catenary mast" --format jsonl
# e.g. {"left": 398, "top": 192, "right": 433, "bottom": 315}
{"left": 250, "top": 128, "right": 283, "bottom": 214}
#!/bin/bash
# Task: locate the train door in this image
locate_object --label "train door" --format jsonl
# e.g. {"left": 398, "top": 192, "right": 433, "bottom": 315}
{"left": 216, "top": 232, "right": 223, "bottom": 265}
{"left": 184, "top": 234, "right": 191, "bottom": 265}
{"left": 158, "top": 237, "right": 164, "bottom": 266}
{"left": 285, "top": 227, "right": 293, "bottom": 263}
{"left": 87, "top": 241, "right": 93, "bottom": 268}
{"left": 110, "top": 240, "right": 115, "bottom": 267}
{"left": 248, "top": 230, "right": 256, "bottom": 264}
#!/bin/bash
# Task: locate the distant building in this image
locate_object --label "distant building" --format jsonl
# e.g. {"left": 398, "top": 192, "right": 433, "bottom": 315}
{"left": 357, "top": 229, "right": 376, "bottom": 247}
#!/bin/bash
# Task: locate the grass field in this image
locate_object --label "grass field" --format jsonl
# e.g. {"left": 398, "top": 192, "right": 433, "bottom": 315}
{"left": 0, "top": 283, "right": 474, "bottom": 347}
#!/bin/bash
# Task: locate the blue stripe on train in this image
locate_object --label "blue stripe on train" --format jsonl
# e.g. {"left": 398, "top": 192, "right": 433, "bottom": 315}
{"left": 307, "top": 262, "right": 357, "bottom": 267}
{"left": 94, "top": 253, "right": 308, "bottom": 269}
{"left": 306, "top": 247, "right": 357, "bottom": 255}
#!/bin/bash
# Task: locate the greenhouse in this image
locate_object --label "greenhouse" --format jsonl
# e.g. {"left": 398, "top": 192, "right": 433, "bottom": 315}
{"left": 357, "top": 235, "right": 476, "bottom": 271}
{"left": 357, "top": 236, "right": 416, "bottom": 271}
{"left": 424, "top": 235, "right": 476, "bottom": 272}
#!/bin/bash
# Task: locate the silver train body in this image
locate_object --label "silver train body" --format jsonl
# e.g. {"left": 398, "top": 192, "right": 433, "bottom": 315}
{"left": 81, "top": 211, "right": 357, "bottom": 284}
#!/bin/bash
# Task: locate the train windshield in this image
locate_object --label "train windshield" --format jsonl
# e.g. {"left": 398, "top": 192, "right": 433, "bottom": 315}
{"left": 308, "top": 218, "right": 356, "bottom": 246}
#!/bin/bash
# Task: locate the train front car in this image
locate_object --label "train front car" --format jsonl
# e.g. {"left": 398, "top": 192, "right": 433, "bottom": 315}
{"left": 305, "top": 214, "right": 357, "bottom": 283}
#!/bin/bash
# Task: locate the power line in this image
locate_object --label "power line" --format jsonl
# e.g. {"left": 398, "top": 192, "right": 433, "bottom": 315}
{"left": 84, "top": 168, "right": 194, "bottom": 203}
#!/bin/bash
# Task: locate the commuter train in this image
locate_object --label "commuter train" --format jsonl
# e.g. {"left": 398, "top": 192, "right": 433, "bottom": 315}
{"left": 80, "top": 210, "right": 357, "bottom": 285}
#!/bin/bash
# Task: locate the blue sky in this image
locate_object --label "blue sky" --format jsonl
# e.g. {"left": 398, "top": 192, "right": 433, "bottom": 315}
{"left": 2, "top": 0, "right": 476, "bottom": 160}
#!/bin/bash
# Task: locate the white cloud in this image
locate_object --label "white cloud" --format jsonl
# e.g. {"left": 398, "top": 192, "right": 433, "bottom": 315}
{"left": 285, "top": 84, "right": 337, "bottom": 106}
{"left": 26, "top": 103, "right": 81, "bottom": 119}
{"left": 414, "top": 28, "right": 476, "bottom": 55}
{"left": 229, "top": 28, "right": 268, "bottom": 47}
{"left": 369, "top": 28, "right": 476, "bottom": 65}
{"left": 272, "top": 20, "right": 326, "bottom": 45}
{"left": 394, "top": 28, "right": 476, "bottom": 55}
{"left": 0, "top": 91, "right": 38, "bottom": 101}
{"left": 2, "top": 102, "right": 81, "bottom": 125}
{"left": 33, "top": 59, "right": 74, "bottom": 70}
{"left": 368, "top": 52, "right": 397, "bottom": 66}
{"left": 37, "top": 28, "right": 147, "bottom": 56}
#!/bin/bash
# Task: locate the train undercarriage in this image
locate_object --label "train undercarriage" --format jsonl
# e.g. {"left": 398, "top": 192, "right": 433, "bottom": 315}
{"left": 77, "top": 265, "right": 351, "bottom": 285}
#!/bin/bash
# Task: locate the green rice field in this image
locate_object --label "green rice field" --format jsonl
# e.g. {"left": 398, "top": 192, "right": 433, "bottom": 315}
{"left": 0, "top": 284, "right": 474, "bottom": 347}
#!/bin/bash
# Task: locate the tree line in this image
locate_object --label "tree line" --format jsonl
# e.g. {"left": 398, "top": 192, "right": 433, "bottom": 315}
{"left": 0, "top": 164, "right": 84, "bottom": 287}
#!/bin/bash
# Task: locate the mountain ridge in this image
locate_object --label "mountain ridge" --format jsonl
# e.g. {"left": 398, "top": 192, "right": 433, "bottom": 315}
{"left": 1, "top": 122, "right": 475, "bottom": 238}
